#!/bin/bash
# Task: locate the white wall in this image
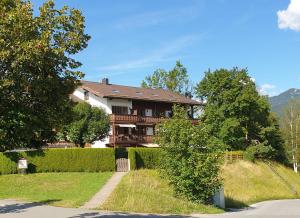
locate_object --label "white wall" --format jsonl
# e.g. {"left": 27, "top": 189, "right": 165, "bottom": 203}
{"left": 107, "top": 98, "right": 132, "bottom": 114}
{"left": 73, "top": 88, "right": 111, "bottom": 114}
{"left": 73, "top": 88, "right": 132, "bottom": 148}
{"left": 73, "top": 88, "right": 132, "bottom": 114}
{"left": 73, "top": 88, "right": 85, "bottom": 99}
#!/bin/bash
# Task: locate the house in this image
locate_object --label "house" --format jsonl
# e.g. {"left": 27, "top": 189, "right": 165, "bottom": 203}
{"left": 72, "top": 78, "right": 201, "bottom": 148}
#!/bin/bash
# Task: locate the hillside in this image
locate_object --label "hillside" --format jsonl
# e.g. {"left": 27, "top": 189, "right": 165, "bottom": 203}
{"left": 269, "top": 88, "right": 300, "bottom": 116}
{"left": 223, "top": 161, "right": 300, "bottom": 208}
{"left": 101, "top": 161, "right": 300, "bottom": 213}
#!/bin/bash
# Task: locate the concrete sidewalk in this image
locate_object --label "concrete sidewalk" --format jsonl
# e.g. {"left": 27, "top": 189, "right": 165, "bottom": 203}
{"left": 81, "top": 172, "right": 127, "bottom": 209}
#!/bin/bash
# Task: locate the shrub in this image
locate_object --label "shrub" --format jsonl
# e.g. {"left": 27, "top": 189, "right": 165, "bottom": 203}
{"left": 60, "top": 102, "right": 110, "bottom": 147}
{"left": 244, "top": 144, "right": 275, "bottom": 162}
{"left": 0, "top": 148, "right": 115, "bottom": 174}
{"left": 128, "top": 148, "right": 161, "bottom": 170}
{"left": 156, "top": 105, "right": 225, "bottom": 204}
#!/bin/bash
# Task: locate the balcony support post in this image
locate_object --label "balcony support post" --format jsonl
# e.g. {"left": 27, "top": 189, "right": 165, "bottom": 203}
{"left": 191, "top": 105, "right": 194, "bottom": 119}
{"left": 112, "top": 122, "right": 116, "bottom": 148}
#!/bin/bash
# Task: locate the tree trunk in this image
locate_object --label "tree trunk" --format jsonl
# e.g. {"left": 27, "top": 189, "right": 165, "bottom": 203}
{"left": 293, "top": 154, "right": 298, "bottom": 173}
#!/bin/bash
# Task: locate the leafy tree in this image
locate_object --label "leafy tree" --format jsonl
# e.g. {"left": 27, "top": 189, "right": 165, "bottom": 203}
{"left": 59, "top": 102, "right": 110, "bottom": 147}
{"left": 141, "top": 61, "right": 193, "bottom": 97}
{"left": 281, "top": 99, "right": 300, "bottom": 172}
{"left": 156, "top": 105, "right": 224, "bottom": 203}
{"left": 0, "top": 0, "right": 90, "bottom": 151}
{"left": 195, "top": 68, "right": 285, "bottom": 160}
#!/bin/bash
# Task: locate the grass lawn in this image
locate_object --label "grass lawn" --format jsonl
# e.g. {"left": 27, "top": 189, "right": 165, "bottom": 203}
{"left": 223, "top": 160, "right": 300, "bottom": 208}
{"left": 100, "top": 170, "right": 223, "bottom": 214}
{"left": 0, "top": 172, "right": 113, "bottom": 207}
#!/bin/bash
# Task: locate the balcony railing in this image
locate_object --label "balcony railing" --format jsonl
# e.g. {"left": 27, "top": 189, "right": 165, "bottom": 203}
{"left": 109, "top": 114, "right": 199, "bottom": 124}
{"left": 109, "top": 135, "right": 154, "bottom": 144}
{"left": 109, "top": 114, "right": 165, "bottom": 124}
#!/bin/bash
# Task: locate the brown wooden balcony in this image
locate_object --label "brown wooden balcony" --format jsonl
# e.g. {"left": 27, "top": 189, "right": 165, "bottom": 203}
{"left": 109, "top": 114, "right": 199, "bottom": 125}
{"left": 109, "top": 114, "right": 165, "bottom": 124}
{"left": 109, "top": 135, "right": 154, "bottom": 144}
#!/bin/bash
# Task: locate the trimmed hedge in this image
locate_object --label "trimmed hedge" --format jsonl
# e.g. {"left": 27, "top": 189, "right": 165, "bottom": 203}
{"left": 0, "top": 152, "right": 21, "bottom": 175}
{"left": 0, "top": 148, "right": 115, "bottom": 175}
{"left": 128, "top": 148, "right": 136, "bottom": 170}
{"left": 128, "top": 148, "right": 161, "bottom": 170}
{"left": 127, "top": 149, "right": 247, "bottom": 170}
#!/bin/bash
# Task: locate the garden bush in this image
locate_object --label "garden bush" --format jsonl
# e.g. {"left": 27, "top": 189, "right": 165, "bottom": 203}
{"left": 244, "top": 144, "right": 275, "bottom": 162}
{"left": 128, "top": 148, "right": 161, "bottom": 170}
{"left": 0, "top": 148, "right": 115, "bottom": 174}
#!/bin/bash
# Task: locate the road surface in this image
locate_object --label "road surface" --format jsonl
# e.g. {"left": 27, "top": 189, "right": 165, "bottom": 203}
{"left": 0, "top": 199, "right": 299, "bottom": 218}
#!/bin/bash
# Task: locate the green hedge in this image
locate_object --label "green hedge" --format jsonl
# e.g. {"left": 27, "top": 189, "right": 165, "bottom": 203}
{"left": 127, "top": 149, "right": 246, "bottom": 170}
{"left": 128, "top": 148, "right": 161, "bottom": 170}
{"left": 0, "top": 148, "right": 115, "bottom": 175}
{"left": 0, "top": 152, "right": 21, "bottom": 174}
{"left": 128, "top": 148, "right": 137, "bottom": 170}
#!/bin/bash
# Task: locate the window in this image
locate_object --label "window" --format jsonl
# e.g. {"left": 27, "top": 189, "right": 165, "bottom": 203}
{"left": 165, "top": 110, "right": 172, "bottom": 118}
{"left": 145, "top": 109, "right": 152, "bottom": 117}
{"left": 112, "top": 106, "right": 129, "bottom": 115}
{"left": 146, "top": 127, "right": 154, "bottom": 136}
{"left": 84, "top": 90, "right": 89, "bottom": 100}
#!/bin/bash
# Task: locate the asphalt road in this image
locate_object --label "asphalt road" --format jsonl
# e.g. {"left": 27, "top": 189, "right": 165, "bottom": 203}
{"left": 0, "top": 199, "right": 300, "bottom": 218}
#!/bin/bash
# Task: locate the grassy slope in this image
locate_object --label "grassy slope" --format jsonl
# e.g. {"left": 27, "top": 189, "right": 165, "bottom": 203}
{"left": 223, "top": 160, "right": 300, "bottom": 208}
{"left": 0, "top": 172, "right": 112, "bottom": 207}
{"left": 100, "top": 170, "right": 223, "bottom": 214}
{"left": 102, "top": 161, "right": 300, "bottom": 214}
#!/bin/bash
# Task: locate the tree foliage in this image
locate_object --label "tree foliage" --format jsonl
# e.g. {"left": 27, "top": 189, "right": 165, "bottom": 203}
{"left": 141, "top": 61, "right": 193, "bottom": 97}
{"left": 0, "top": 0, "right": 90, "bottom": 151}
{"left": 59, "top": 102, "right": 110, "bottom": 147}
{"left": 195, "top": 68, "right": 285, "bottom": 160}
{"left": 156, "top": 105, "right": 224, "bottom": 203}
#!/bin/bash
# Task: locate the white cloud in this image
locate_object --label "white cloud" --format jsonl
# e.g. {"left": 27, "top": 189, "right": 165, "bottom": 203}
{"left": 97, "top": 34, "right": 201, "bottom": 73}
{"left": 258, "top": 83, "right": 277, "bottom": 96}
{"left": 277, "top": 0, "right": 300, "bottom": 31}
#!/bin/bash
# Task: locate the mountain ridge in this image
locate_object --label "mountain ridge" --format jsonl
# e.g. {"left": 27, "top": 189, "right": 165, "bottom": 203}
{"left": 269, "top": 88, "right": 300, "bottom": 116}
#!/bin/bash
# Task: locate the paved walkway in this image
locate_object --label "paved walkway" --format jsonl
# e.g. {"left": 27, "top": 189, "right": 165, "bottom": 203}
{"left": 0, "top": 199, "right": 300, "bottom": 218}
{"left": 82, "top": 172, "right": 127, "bottom": 209}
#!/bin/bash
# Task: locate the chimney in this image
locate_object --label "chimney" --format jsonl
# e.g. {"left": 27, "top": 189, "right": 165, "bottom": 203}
{"left": 101, "top": 78, "right": 109, "bottom": 85}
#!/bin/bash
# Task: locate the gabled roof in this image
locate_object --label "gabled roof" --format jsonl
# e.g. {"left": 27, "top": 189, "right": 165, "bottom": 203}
{"left": 80, "top": 80, "right": 201, "bottom": 105}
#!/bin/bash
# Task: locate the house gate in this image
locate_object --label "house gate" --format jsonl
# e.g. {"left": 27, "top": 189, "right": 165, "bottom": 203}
{"left": 116, "top": 158, "right": 129, "bottom": 172}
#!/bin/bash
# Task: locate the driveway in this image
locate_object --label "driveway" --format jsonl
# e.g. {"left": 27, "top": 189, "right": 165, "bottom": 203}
{"left": 0, "top": 199, "right": 300, "bottom": 218}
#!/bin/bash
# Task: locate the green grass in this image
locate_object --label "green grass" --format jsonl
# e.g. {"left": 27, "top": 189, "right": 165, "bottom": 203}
{"left": 0, "top": 172, "right": 113, "bottom": 207}
{"left": 223, "top": 160, "right": 300, "bottom": 208}
{"left": 100, "top": 170, "right": 223, "bottom": 214}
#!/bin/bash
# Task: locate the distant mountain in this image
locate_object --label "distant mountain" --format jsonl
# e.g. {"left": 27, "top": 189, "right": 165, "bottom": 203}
{"left": 269, "top": 88, "right": 300, "bottom": 116}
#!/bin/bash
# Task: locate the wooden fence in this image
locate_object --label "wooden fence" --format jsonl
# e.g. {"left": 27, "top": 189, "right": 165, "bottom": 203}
{"left": 225, "top": 152, "right": 244, "bottom": 162}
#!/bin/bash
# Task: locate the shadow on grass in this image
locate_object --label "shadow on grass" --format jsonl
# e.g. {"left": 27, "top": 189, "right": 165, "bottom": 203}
{"left": 69, "top": 212, "right": 194, "bottom": 218}
{"left": 225, "top": 197, "right": 249, "bottom": 209}
{"left": 0, "top": 199, "right": 60, "bottom": 214}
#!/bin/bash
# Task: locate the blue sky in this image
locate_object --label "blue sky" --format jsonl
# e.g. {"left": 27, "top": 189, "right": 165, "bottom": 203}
{"left": 32, "top": 0, "right": 300, "bottom": 96}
